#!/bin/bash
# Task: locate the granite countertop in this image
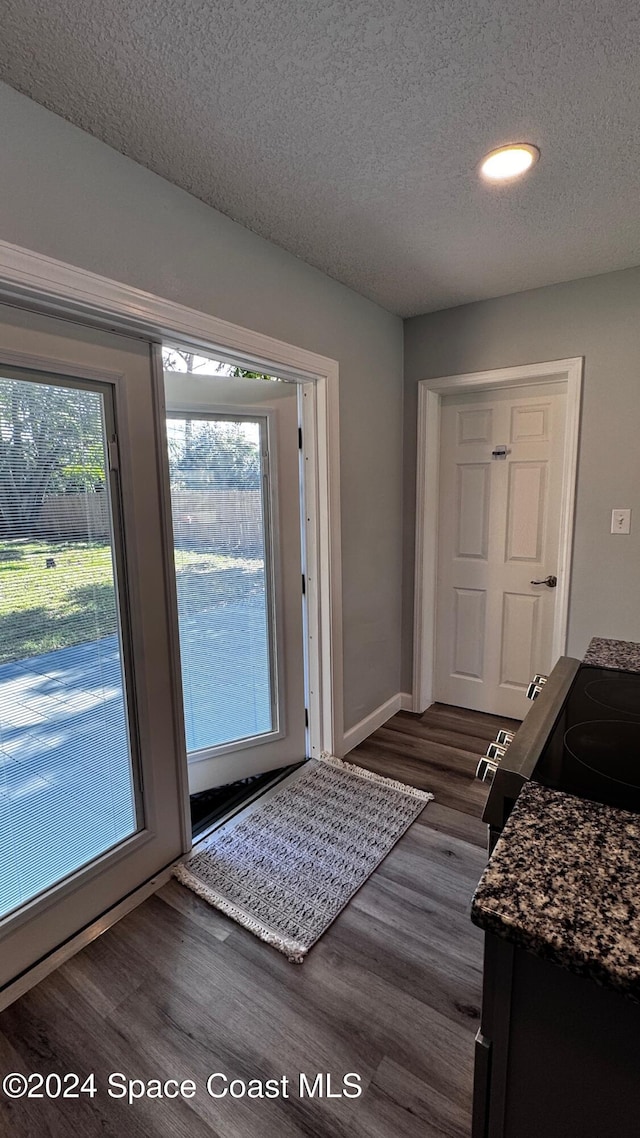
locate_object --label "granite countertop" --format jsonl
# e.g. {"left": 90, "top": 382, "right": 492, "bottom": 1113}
{"left": 471, "top": 781, "right": 640, "bottom": 1001}
{"left": 583, "top": 636, "right": 640, "bottom": 672}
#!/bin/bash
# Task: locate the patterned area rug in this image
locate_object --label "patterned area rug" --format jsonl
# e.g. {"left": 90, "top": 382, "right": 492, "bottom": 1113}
{"left": 174, "top": 753, "right": 433, "bottom": 962}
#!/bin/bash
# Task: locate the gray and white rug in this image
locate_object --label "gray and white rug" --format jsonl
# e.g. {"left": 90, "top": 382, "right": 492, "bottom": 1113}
{"left": 174, "top": 753, "right": 433, "bottom": 962}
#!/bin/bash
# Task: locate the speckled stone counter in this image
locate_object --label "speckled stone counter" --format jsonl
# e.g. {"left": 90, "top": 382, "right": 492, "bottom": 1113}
{"left": 471, "top": 780, "right": 640, "bottom": 1001}
{"left": 583, "top": 636, "right": 640, "bottom": 672}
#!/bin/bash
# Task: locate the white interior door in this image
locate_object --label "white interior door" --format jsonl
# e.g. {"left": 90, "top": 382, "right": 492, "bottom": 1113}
{"left": 435, "top": 383, "right": 567, "bottom": 719}
{"left": 163, "top": 361, "right": 306, "bottom": 792}
{"left": 0, "top": 304, "right": 185, "bottom": 989}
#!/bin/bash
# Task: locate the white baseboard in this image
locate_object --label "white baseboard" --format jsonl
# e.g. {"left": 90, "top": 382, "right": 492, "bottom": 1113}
{"left": 342, "top": 692, "right": 412, "bottom": 754}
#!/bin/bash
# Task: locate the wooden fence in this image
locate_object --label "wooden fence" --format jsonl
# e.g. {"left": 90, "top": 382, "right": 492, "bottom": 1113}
{"left": 39, "top": 490, "right": 264, "bottom": 553}
{"left": 171, "top": 490, "right": 263, "bottom": 553}
{"left": 40, "top": 493, "right": 110, "bottom": 540}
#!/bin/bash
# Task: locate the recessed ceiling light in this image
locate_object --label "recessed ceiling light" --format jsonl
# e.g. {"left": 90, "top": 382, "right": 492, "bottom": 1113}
{"left": 480, "top": 143, "right": 540, "bottom": 182}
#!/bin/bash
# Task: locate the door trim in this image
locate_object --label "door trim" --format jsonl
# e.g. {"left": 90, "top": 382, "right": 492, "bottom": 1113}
{"left": 0, "top": 238, "right": 343, "bottom": 771}
{"left": 412, "top": 358, "right": 583, "bottom": 713}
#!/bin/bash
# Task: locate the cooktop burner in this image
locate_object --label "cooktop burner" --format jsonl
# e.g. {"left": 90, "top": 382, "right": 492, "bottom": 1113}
{"left": 533, "top": 663, "right": 640, "bottom": 813}
{"left": 584, "top": 678, "right": 640, "bottom": 717}
{"left": 564, "top": 721, "right": 640, "bottom": 787}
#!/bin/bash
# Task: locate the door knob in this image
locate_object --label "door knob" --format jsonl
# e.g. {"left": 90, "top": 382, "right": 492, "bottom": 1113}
{"left": 530, "top": 575, "right": 557, "bottom": 588}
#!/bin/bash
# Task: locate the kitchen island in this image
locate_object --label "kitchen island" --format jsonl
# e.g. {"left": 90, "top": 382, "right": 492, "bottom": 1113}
{"left": 470, "top": 637, "right": 640, "bottom": 1137}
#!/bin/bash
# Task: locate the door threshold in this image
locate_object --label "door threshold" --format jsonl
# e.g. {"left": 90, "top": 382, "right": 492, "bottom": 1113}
{"left": 191, "top": 760, "right": 307, "bottom": 844}
{"left": 0, "top": 861, "right": 178, "bottom": 1014}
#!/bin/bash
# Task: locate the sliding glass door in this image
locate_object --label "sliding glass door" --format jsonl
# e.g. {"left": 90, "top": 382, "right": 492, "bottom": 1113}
{"left": 0, "top": 369, "right": 138, "bottom": 920}
{"left": 0, "top": 304, "right": 186, "bottom": 990}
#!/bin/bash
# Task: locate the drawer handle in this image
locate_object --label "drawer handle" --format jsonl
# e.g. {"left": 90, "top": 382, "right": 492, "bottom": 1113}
{"left": 476, "top": 757, "right": 498, "bottom": 782}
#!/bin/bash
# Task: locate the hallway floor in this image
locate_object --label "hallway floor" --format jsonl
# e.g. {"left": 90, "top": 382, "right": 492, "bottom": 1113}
{"left": 0, "top": 703, "right": 515, "bottom": 1138}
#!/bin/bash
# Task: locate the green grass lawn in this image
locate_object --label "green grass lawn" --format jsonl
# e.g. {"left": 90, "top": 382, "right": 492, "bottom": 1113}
{"left": 0, "top": 539, "right": 264, "bottom": 665}
{"left": 0, "top": 540, "right": 118, "bottom": 664}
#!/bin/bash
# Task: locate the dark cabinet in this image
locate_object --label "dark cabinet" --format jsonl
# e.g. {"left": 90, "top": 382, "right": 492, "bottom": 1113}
{"left": 474, "top": 933, "right": 640, "bottom": 1137}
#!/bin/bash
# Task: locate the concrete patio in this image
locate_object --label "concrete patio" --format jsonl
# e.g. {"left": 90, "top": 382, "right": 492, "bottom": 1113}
{"left": 0, "top": 602, "right": 271, "bottom": 919}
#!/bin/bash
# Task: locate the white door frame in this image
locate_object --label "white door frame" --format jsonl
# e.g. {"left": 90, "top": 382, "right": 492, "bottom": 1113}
{"left": 0, "top": 238, "right": 344, "bottom": 778}
{"left": 412, "top": 357, "right": 583, "bottom": 713}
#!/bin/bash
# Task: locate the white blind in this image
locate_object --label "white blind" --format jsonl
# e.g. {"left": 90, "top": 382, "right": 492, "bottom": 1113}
{"left": 166, "top": 415, "right": 273, "bottom": 754}
{"left": 0, "top": 373, "right": 136, "bottom": 919}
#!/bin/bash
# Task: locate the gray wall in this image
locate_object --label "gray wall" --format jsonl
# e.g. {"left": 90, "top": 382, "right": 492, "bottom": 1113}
{"left": 403, "top": 268, "right": 640, "bottom": 690}
{"left": 0, "top": 82, "right": 404, "bottom": 733}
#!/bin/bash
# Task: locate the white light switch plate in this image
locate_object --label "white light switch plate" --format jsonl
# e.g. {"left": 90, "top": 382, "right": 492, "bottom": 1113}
{"left": 611, "top": 508, "right": 632, "bottom": 534}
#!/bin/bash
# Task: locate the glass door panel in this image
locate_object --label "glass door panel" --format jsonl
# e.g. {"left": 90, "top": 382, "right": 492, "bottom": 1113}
{"left": 0, "top": 303, "right": 185, "bottom": 992}
{"left": 166, "top": 413, "right": 276, "bottom": 755}
{"left": 0, "top": 370, "right": 138, "bottom": 920}
{"left": 162, "top": 348, "right": 307, "bottom": 793}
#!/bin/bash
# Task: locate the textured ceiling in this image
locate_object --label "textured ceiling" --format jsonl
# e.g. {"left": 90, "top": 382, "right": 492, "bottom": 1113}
{"left": 1, "top": 0, "right": 640, "bottom": 316}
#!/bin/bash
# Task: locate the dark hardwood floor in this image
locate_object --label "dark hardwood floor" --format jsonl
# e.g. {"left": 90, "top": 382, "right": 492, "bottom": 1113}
{"left": 0, "top": 704, "right": 516, "bottom": 1138}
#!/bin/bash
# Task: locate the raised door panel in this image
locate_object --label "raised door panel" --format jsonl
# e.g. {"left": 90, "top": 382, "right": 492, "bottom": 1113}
{"left": 510, "top": 403, "right": 550, "bottom": 442}
{"left": 500, "top": 593, "right": 540, "bottom": 689}
{"left": 458, "top": 407, "right": 493, "bottom": 445}
{"left": 452, "top": 588, "right": 486, "bottom": 680}
{"left": 456, "top": 463, "right": 490, "bottom": 560}
{"left": 505, "top": 462, "right": 547, "bottom": 563}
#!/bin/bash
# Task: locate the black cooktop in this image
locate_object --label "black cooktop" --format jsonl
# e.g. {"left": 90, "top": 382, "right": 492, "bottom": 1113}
{"left": 533, "top": 663, "right": 640, "bottom": 813}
